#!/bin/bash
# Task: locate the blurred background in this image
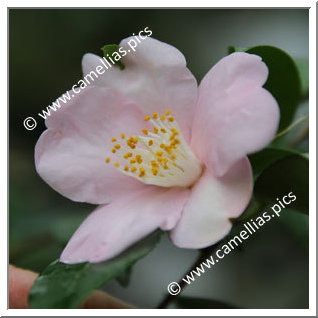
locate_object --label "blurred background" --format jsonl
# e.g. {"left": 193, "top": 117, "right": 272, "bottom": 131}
{"left": 9, "top": 9, "right": 309, "bottom": 309}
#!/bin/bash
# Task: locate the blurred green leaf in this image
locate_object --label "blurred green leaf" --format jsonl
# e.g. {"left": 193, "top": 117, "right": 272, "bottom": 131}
{"left": 12, "top": 242, "right": 62, "bottom": 273}
{"left": 29, "top": 230, "right": 162, "bottom": 308}
{"left": 49, "top": 213, "right": 88, "bottom": 245}
{"left": 233, "top": 196, "right": 263, "bottom": 223}
{"left": 174, "top": 296, "right": 239, "bottom": 309}
{"left": 254, "top": 154, "right": 308, "bottom": 214}
{"left": 228, "top": 46, "right": 247, "bottom": 54}
{"left": 270, "top": 102, "right": 309, "bottom": 151}
{"left": 228, "top": 45, "right": 301, "bottom": 131}
{"left": 101, "top": 44, "right": 125, "bottom": 70}
{"left": 280, "top": 209, "right": 308, "bottom": 250}
{"left": 294, "top": 58, "right": 309, "bottom": 98}
{"left": 248, "top": 147, "right": 300, "bottom": 180}
{"left": 274, "top": 115, "right": 308, "bottom": 140}
{"left": 116, "top": 265, "right": 133, "bottom": 287}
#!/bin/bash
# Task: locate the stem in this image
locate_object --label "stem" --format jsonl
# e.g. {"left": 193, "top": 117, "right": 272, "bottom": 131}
{"left": 157, "top": 243, "right": 221, "bottom": 309}
{"left": 274, "top": 115, "right": 308, "bottom": 139}
{"left": 288, "top": 122, "right": 309, "bottom": 148}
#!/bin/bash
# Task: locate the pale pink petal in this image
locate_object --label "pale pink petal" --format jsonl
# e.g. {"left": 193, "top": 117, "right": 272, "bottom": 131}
{"left": 35, "top": 86, "right": 148, "bottom": 204}
{"left": 191, "top": 52, "right": 280, "bottom": 176}
{"left": 170, "top": 157, "right": 252, "bottom": 249}
{"left": 82, "top": 37, "right": 198, "bottom": 140}
{"left": 60, "top": 186, "right": 190, "bottom": 263}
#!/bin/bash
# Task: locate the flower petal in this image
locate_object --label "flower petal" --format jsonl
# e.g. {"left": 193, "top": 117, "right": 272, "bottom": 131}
{"left": 35, "top": 86, "right": 148, "bottom": 204}
{"left": 191, "top": 52, "right": 280, "bottom": 176}
{"left": 60, "top": 186, "right": 190, "bottom": 263}
{"left": 82, "top": 37, "right": 198, "bottom": 140}
{"left": 170, "top": 157, "right": 252, "bottom": 249}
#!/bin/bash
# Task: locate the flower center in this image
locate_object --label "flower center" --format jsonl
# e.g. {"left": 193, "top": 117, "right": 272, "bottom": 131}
{"left": 105, "top": 110, "right": 202, "bottom": 188}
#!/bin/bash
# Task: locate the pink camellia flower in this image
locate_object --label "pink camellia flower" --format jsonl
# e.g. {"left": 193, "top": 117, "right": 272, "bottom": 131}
{"left": 35, "top": 37, "right": 279, "bottom": 264}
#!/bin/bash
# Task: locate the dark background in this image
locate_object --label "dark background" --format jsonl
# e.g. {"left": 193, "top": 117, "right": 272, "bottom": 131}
{"left": 9, "top": 9, "right": 309, "bottom": 308}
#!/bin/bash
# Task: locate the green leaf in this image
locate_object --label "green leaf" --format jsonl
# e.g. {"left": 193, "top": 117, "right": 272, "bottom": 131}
{"left": 101, "top": 44, "right": 125, "bottom": 70}
{"left": 174, "top": 296, "right": 239, "bottom": 309}
{"left": 294, "top": 58, "right": 309, "bottom": 98}
{"left": 228, "top": 45, "right": 301, "bottom": 131}
{"left": 248, "top": 147, "right": 300, "bottom": 180}
{"left": 274, "top": 115, "right": 308, "bottom": 140}
{"left": 116, "top": 265, "right": 133, "bottom": 287}
{"left": 228, "top": 46, "right": 247, "bottom": 54}
{"left": 279, "top": 209, "right": 308, "bottom": 250}
{"left": 254, "top": 154, "right": 308, "bottom": 214}
{"left": 29, "top": 231, "right": 162, "bottom": 308}
{"left": 49, "top": 213, "right": 87, "bottom": 245}
{"left": 233, "top": 196, "right": 264, "bottom": 223}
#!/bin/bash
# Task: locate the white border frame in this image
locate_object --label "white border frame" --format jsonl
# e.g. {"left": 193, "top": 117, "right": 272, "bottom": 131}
{"left": 3, "top": 1, "right": 316, "bottom": 316}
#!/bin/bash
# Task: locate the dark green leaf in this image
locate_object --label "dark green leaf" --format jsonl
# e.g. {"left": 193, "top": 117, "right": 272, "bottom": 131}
{"left": 233, "top": 196, "right": 263, "bottom": 223}
{"left": 254, "top": 154, "right": 308, "bottom": 214}
{"left": 29, "top": 231, "right": 162, "bottom": 308}
{"left": 248, "top": 147, "right": 300, "bottom": 180}
{"left": 101, "top": 44, "right": 125, "bottom": 70}
{"left": 116, "top": 265, "right": 133, "bottom": 287}
{"left": 174, "top": 296, "right": 239, "bottom": 309}
{"left": 280, "top": 209, "right": 308, "bottom": 250}
{"left": 247, "top": 46, "right": 301, "bottom": 131}
{"left": 228, "top": 45, "right": 302, "bottom": 131}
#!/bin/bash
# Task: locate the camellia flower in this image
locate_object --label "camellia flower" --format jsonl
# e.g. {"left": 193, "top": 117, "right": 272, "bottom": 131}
{"left": 35, "top": 37, "right": 279, "bottom": 263}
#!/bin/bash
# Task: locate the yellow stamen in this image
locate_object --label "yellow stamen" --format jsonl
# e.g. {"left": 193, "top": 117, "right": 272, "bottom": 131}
{"left": 105, "top": 110, "right": 203, "bottom": 188}
{"left": 136, "top": 155, "right": 143, "bottom": 164}
{"left": 139, "top": 167, "right": 145, "bottom": 177}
